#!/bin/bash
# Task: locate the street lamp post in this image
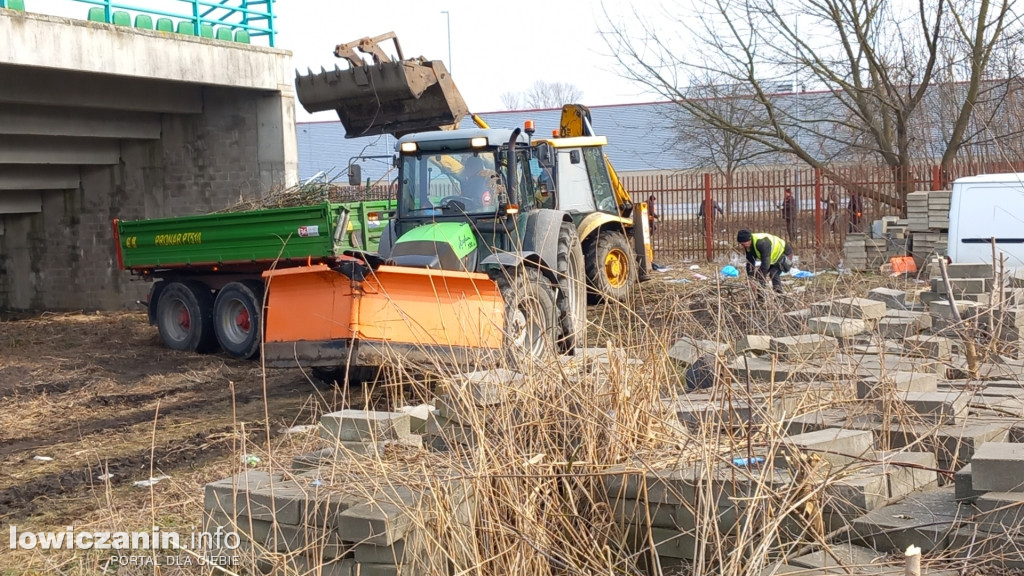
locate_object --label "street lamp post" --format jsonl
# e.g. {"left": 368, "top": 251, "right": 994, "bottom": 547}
{"left": 441, "top": 10, "right": 452, "bottom": 73}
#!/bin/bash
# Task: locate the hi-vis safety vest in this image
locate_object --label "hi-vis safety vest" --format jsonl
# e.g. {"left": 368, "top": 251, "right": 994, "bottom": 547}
{"left": 751, "top": 233, "right": 786, "bottom": 265}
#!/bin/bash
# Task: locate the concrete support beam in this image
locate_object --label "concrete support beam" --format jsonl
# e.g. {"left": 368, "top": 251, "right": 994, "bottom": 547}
{"left": 0, "top": 64, "right": 203, "bottom": 114}
{"left": 0, "top": 135, "right": 120, "bottom": 165}
{"left": 0, "top": 166, "right": 80, "bottom": 190}
{"left": 0, "top": 12, "right": 291, "bottom": 89}
{"left": 0, "top": 190, "right": 41, "bottom": 213}
{"left": 0, "top": 103, "right": 161, "bottom": 139}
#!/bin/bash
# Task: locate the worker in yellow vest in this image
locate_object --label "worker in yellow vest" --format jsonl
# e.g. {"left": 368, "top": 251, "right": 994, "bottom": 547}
{"left": 736, "top": 229, "right": 794, "bottom": 293}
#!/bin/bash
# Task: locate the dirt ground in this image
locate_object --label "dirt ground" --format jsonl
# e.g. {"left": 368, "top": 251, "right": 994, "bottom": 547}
{"left": 0, "top": 263, "right": 897, "bottom": 574}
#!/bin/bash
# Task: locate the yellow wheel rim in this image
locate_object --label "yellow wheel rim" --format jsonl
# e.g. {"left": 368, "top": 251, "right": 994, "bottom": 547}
{"left": 603, "top": 248, "right": 630, "bottom": 288}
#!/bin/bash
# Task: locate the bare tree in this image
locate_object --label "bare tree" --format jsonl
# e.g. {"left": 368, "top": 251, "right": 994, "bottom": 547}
{"left": 602, "top": 0, "right": 1023, "bottom": 211}
{"left": 500, "top": 91, "right": 524, "bottom": 110}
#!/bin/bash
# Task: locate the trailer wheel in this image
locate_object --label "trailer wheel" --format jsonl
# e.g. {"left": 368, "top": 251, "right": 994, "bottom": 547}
{"left": 146, "top": 281, "right": 166, "bottom": 326}
{"left": 213, "top": 281, "right": 264, "bottom": 359}
{"left": 493, "top": 267, "right": 557, "bottom": 365}
{"left": 156, "top": 281, "right": 217, "bottom": 353}
{"left": 555, "top": 223, "right": 587, "bottom": 353}
{"left": 585, "top": 229, "right": 637, "bottom": 304}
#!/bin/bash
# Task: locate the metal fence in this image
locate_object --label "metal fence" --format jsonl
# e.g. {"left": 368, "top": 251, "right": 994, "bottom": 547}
{"left": 0, "top": 0, "right": 276, "bottom": 46}
{"left": 625, "top": 160, "right": 1024, "bottom": 263}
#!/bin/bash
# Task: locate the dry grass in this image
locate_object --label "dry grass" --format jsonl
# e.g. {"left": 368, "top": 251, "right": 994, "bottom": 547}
{"left": 2, "top": 265, "right": 1023, "bottom": 575}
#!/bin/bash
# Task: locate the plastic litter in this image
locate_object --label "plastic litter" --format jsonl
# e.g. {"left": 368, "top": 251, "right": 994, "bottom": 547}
{"left": 310, "top": 478, "right": 324, "bottom": 488}
{"left": 721, "top": 265, "right": 739, "bottom": 278}
{"left": 280, "top": 425, "right": 315, "bottom": 435}
{"left": 732, "top": 456, "right": 765, "bottom": 468}
{"left": 241, "top": 454, "right": 261, "bottom": 467}
{"left": 792, "top": 270, "right": 814, "bottom": 279}
{"left": 693, "top": 273, "right": 708, "bottom": 280}
{"left": 32, "top": 455, "right": 53, "bottom": 462}
{"left": 689, "top": 264, "right": 700, "bottom": 270}
{"left": 133, "top": 475, "right": 171, "bottom": 488}
{"left": 97, "top": 473, "right": 114, "bottom": 481}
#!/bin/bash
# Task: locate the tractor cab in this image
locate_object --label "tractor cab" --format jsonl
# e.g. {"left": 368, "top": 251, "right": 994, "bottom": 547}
{"left": 383, "top": 128, "right": 537, "bottom": 272}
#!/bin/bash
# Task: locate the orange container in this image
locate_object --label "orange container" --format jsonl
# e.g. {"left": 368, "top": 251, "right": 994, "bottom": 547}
{"left": 890, "top": 256, "right": 917, "bottom": 274}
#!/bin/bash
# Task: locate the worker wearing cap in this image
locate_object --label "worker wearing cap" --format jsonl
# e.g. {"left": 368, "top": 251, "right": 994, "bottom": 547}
{"left": 736, "top": 229, "right": 793, "bottom": 293}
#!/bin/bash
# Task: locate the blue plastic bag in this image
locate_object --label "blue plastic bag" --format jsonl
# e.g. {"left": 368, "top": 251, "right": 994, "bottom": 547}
{"left": 792, "top": 270, "right": 814, "bottom": 279}
{"left": 721, "top": 265, "right": 739, "bottom": 278}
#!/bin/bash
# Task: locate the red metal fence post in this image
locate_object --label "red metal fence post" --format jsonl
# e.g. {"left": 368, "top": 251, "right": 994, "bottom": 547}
{"left": 814, "top": 168, "right": 823, "bottom": 250}
{"left": 932, "top": 165, "right": 941, "bottom": 191}
{"left": 704, "top": 173, "right": 713, "bottom": 262}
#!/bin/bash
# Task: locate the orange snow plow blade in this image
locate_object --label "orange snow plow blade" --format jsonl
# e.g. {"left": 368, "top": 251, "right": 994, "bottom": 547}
{"left": 261, "top": 261, "right": 505, "bottom": 370}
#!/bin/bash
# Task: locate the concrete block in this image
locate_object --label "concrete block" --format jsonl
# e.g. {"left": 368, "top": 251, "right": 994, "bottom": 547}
{"left": 439, "top": 368, "right": 522, "bottom": 405}
{"left": 850, "top": 486, "right": 960, "bottom": 553}
{"left": 857, "top": 372, "right": 939, "bottom": 399}
{"left": 807, "top": 316, "right": 868, "bottom": 338}
{"left": 974, "top": 491, "right": 1024, "bottom": 533}
{"left": 245, "top": 481, "right": 311, "bottom": 525}
{"left": 931, "top": 277, "right": 992, "bottom": 295}
{"left": 881, "top": 451, "right": 938, "bottom": 499}
{"left": 336, "top": 500, "right": 415, "bottom": 547}
{"left": 667, "top": 337, "right": 729, "bottom": 365}
{"left": 649, "top": 528, "right": 700, "bottom": 559}
{"left": 397, "top": 404, "right": 431, "bottom": 434}
{"left": 784, "top": 428, "right": 875, "bottom": 468}
{"left": 735, "top": 334, "right": 772, "bottom": 354}
{"left": 886, "top": 309, "right": 932, "bottom": 330}
{"left": 352, "top": 563, "right": 399, "bottom": 576}
{"left": 900, "top": 391, "right": 970, "bottom": 423}
{"left": 971, "top": 442, "right": 1024, "bottom": 492}
{"left": 866, "top": 421, "right": 1010, "bottom": 471}
{"left": 770, "top": 334, "right": 840, "bottom": 359}
{"left": 867, "top": 287, "right": 907, "bottom": 310}
{"left": 948, "top": 528, "right": 1024, "bottom": 568}
{"left": 788, "top": 543, "right": 886, "bottom": 570}
{"left": 825, "top": 467, "right": 889, "bottom": 514}
{"left": 320, "top": 410, "right": 411, "bottom": 443}
{"left": 928, "top": 299, "right": 982, "bottom": 321}
{"left": 812, "top": 297, "right": 887, "bottom": 321}
{"left": 946, "top": 262, "right": 993, "bottom": 278}
{"left": 203, "top": 471, "right": 282, "bottom": 517}
{"left": 610, "top": 498, "right": 690, "bottom": 530}
{"left": 353, "top": 538, "right": 419, "bottom": 564}
{"left": 954, "top": 464, "right": 986, "bottom": 503}
{"left": 903, "top": 335, "right": 953, "bottom": 359}
{"left": 876, "top": 317, "right": 919, "bottom": 339}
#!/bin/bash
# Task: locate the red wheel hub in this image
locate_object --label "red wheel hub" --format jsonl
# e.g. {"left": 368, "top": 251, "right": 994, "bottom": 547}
{"left": 177, "top": 307, "right": 191, "bottom": 329}
{"left": 235, "top": 308, "right": 251, "bottom": 332}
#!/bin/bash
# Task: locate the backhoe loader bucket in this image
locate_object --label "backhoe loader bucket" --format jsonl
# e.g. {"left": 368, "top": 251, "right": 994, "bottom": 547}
{"left": 295, "top": 32, "right": 469, "bottom": 138}
{"left": 261, "top": 259, "right": 504, "bottom": 371}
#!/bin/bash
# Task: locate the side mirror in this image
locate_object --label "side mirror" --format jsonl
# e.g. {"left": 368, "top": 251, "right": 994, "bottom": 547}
{"left": 348, "top": 164, "right": 362, "bottom": 186}
{"left": 569, "top": 150, "right": 581, "bottom": 164}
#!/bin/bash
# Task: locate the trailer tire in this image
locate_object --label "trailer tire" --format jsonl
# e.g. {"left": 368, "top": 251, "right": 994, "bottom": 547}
{"left": 585, "top": 229, "right": 636, "bottom": 304}
{"left": 213, "top": 281, "right": 265, "bottom": 359}
{"left": 555, "top": 223, "right": 587, "bottom": 353}
{"left": 492, "top": 267, "right": 558, "bottom": 366}
{"left": 146, "top": 281, "right": 166, "bottom": 326}
{"left": 156, "top": 281, "right": 217, "bottom": 353}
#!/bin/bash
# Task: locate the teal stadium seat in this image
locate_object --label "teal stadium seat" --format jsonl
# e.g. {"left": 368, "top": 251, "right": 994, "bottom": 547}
{"left": 134, "top": 14, "right": 153, "bottom": 29}
{"left": 233, "top": 29, "right": 250, "bottom": 44}
{"left": 199, "top": 23, "right": 214, "bottom": 38}
{"left": 111, "top": 10, "right": 130, "bottom": 26}
{"left": 216, "top": 27, "right": 232, "bottom": 41}
{"left": 6, "top": 0, "right": 26, "bottom": 11}
{"left": 155, "top": 18, "right": 173, "bottom": 32}
{"left": 176, "top": 21, "right": 195, "bottom": 35}
{"left": 87, "top": 6, "right": 105, "bottom": 22}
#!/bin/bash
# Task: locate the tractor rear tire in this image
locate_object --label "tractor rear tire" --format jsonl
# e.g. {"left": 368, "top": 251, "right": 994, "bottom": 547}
{"left": 492, "top": 267, "right": 558, "bottom": 366}
{"left": 585, "top": 229, "right": 637, "bottom": 303}
{"left": 555, "top": 223, "right": 587, "bottom": 353}
{"left": 213, "top": 280, "right": 264, "bottom": 360}
{"left": 156, "top": 280, "right": 217, "bottom": 353}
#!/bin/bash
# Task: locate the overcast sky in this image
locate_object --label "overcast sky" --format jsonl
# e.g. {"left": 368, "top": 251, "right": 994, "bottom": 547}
{"left": 274, "top": 1, "right": 663, "bottom": 122}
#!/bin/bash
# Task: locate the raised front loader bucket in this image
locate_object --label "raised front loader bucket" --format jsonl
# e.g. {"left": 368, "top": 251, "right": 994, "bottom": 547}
{"left": 261, "top": 259, "right": 504, "bottom": 371}
{"left": 295, "top": 32, "right": 469, "bottom": 138}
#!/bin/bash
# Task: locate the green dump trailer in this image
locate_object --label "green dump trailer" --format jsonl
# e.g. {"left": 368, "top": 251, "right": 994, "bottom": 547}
{"left": 114, "top": 200, "right": 395, "bottom": 359}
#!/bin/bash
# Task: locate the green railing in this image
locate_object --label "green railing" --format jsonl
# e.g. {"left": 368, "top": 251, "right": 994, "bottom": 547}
{"left": 0, "top": 0, "right": 276, "bottom": 46}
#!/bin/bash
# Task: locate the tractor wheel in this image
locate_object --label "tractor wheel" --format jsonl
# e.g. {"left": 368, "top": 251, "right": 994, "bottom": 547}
{"left": 585, "top": 230, "right": 637, "bottom": 303}
{"left": 492, "top": 267, "right": 558, "bottom": 366}
{"left": 213, "top": 281, "right": 264, "bottom": 359}
{"left": 554, "top": 223, "right": 587, "bottom": 353}
{"left": 156, "top": 281, "right": 217, "bottom": 353}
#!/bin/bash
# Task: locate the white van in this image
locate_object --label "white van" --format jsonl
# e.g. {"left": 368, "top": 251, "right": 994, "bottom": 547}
{"left": 947, "top": 173, "right": 1024, "bottom": 270}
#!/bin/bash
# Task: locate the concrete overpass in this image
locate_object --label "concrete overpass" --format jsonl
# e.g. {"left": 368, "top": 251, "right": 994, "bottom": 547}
{"left": 0, "top": 7, "right": 297, "bottom": 310}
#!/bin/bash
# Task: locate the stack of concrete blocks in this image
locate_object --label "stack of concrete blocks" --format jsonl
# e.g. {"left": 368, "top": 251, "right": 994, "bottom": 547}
{"left": 808, "top": 297, "right": 886, "bottom": 341}
{"left": 927, "top": 190, "right": 952, "bottom": 229}
{"left": 949, "top": 442, "right": 1024, "bottom": 567}
{"left": 842, "top": 233, "right": 890, "bottom": 271}
{"left": 871, "top": 216, "right": 911, "bottom": 262}
{"left": 425, "top": 369, "right": 520, "bottom": 452}
{"left": 906, "top": 191, "right": 931, "bottom": 233}
{"left": 866, "top": 287, "right": 934, "bottom": 340}
{"left": 856, "top": 370, "right": 969, "bottom": 425}
{"left": 204, "top": 410, "right": 478, "bottom": 576}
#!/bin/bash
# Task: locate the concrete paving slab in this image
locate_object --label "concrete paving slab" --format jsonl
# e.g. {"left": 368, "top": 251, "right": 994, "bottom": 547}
{"left": 973, "top": 491, "right": 1024, "bottom": 533}
{"left": 789, "top": 542, "right": 887, "bottom": 571}
{"left": 812, "top": 297, "right": 887, "bottom": 321}
{"left": 668, "top": 337, "right": 729, "bottom": 365}
{"left": 321, "top": 410, "right": 411, "bottom": 443}
{"left": 900, "top": 391, "right": 970, "bottom": 423}
{"left": 808, "top": 316, "right": 869, "bottom": 338}
{"left": 971, "top": 442, "right": 1024, "bottom": 492}
{"left": 857, "top": 372, "right": 939, "bottom": 399}
{"left": 868, "top": 287, "right": 908, "bottom": 310}
{"left": 784, "top": 428, "right": 875, "bottom": 468}
{"left": 903, "top": 335, "right": 953, "bottom": 359}
{"left": 849, "top": 486, "right": 961, "bottom": 553}
{"left": 771, "top": 334, "right": 841, "bottom": 359}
